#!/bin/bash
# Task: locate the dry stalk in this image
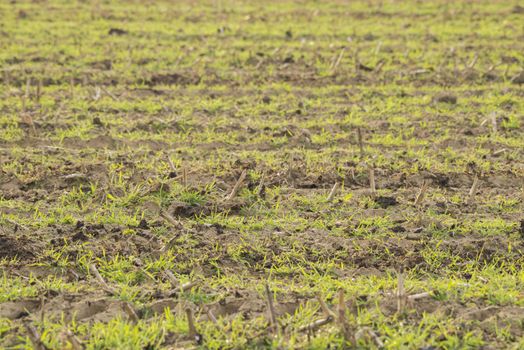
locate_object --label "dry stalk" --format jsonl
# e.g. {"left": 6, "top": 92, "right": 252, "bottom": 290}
{"left": 139, "top": 267, "right": 156, "bottom": 283}
{"left": 353, "top": 49, "right": 360, "bottom": 73}
{"left": 265, "top": 284, "right": 278, "bottom": 334}
{"left": 40, "top": 296, "right": 45, "bottom": 324}
{"left": 166, "top": 155, "right": 177, "bottom": 172}
{"left": 122, "top": 302, "right": 140, "bottom": 324}
{"left": 355, "top": 327, "right": 384, "bottom": 348}
{"left": 21, "top": 93, "right": 26, "bottom": 113}
{"left": 23, "top": 321, "right": 47, "bottom": 350}
{"left": 467, "top": 175, "right": 480, "bottom": 204}
{"left": 100, "top": 85, "right": 119, "bottom": 101}
{"left": 397, "top": 269, "right": 406, "bottom": 313}
{"left": 93, "top": 86, "right": 101, "bottom": 101}
{"left": 25, "top": 76, "right": 31, "bottom": 100}
{"left": 414, "top": 181, "right": 429, "bottom": 206}
{"left": 337, "top": 289, "right": 346, "bottom": 323}
{"left": 19, "top": 101, "right": 36, "bottom": 135}
{"left": 350, "top": 168, "right": 356, "bottom": 182}
{"left": 164, "top": 269, "right": 179, "bottom": 287}
{"left": 490, "top": 112, "right": 498, "bottom": 134}
{"left": 331, "top": 48, "right": 346, "bottom": 73}
{"left": 186, "top": 307, "right": 196, "bottom": 337}
{"left": 205, "top": 306, "right": 218, "bottom": 324}
{"left": 316, "top": 294, "right": 336, "bottom": 319}
{"left": 408, "top": 291, "right": 432, "bottom": 300}
{"left": 374, "top": 59, "right": 386, "bottom": 73}
{"left": 61, "top": 173, "right": 86, "bottom": 180}
{"left": 69, "top": 76, "right": 75, "bottom": 99}
{"left": 61, "top": 330, "right": 83, "bottom": 350}
{"left": 5, "top": 217, "right": 29, "bottom": 231}
{"left": 160, "top": 210, "right": 181, "bottom": 227}
{"left": 368, "top": 166, "right": 376, "bottom": 194}
{"left": 166, "top": 277, "right": 198, "bottom": 296}
{"left": 226, "top": 169, "right": 247, "bottom": 201}
{"left": 28, "top": 116, "right": 37, "bottom": 135}
{"left": 10, "top": 271, "right": 29, "bottom": 280}
{"left": 328, "top": 51, "right": 337, "bottom": 70}
{"left": 180, "top": 281, "right": 198, "bottom": 293}
{"left": 467, "top": 53, "right": 479, "bottom": 69}
{"left": 337, "top": 289, "right": 353, "bottom": 342}
{"left": 374, "top": 41, "right": 382, "bottom": 56}
{"left": 255, "top": 57, "right": 265, "bottom": 69}
{"left": 89, "top": 264, "right": 116, "bottom": 295}
{"left": 182, "top": 168, "right": 188, "bottom": 187}
{"left": 298, "top": 317, "right": 332, "bottom": 332}
{"left": 326, "top": 182, "right": 340, "bottom": 202}
{"left": 68, "top": 268, "right": 80, "bottom": 281}
{"left": 356, "top": 127, "right": 364, "bottom": 156}
{"left": 297, "top": 294, "right": 339, "bottom": 334}
{"left": 477, "top": 276, "right": 489, "bottom": 283}
{"left": 185, "top": 308, "right": 202, "bottom": 344}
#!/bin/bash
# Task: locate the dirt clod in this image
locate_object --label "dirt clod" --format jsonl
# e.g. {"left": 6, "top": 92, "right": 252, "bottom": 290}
{"left": 0, "top": 235, "right": 35, "bottom": 260}
{"left": 432, "top": 93, "right": 457, "bottom": 104}
{"left": 108, "top": 28, "right": 128, "bottom": 36}
{"left": 374, "top": 196, "right": 398, "bottom": 208}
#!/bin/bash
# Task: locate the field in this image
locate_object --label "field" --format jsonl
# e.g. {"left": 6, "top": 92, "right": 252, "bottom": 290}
{"left": 0, "top": 0, "right": 523, "bottom": 348}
